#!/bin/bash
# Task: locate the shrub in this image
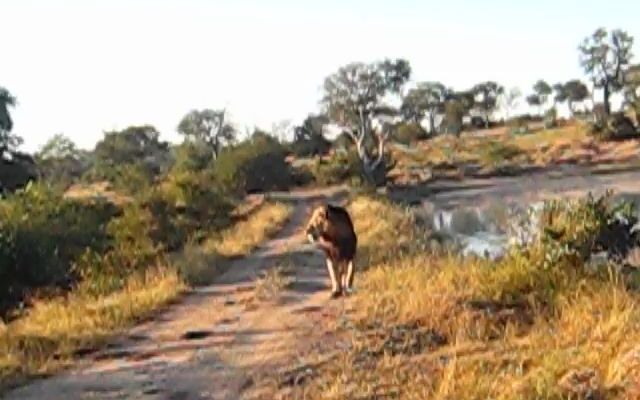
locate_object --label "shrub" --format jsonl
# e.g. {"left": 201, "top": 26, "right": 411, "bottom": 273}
{"left": 170, "top": 141, "right": 213, "bottom": 174}
{"left": 393, "top": 123, "right": 428, "bottom": 145}
{"left": 72, "top": 204, "right": 161, "bottom": 295}
{"left": 0, "top": 183, "right": 118, "bottom": 314}
{"left": 145, "top": 170, "right": 234, "bottom": 250}
{"left": 588, "top": 113, "right": 639, "bottom": 141}
{"left": 214, "top": 135, "right": 293, "bottom": 195}
{"left": 309, "top": 151, "right": 363, "bottom": 186}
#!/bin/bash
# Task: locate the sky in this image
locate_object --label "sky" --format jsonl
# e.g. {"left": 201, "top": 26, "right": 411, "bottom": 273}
{"left": 2, "top": 0, "right": 640, "bottom": 152}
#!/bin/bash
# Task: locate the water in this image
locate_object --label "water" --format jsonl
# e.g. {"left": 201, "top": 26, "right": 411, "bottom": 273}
{"left": 419, "top": 193, "right": 640, "bottom": 260}
{"left": 417, "top": 200, "right": 544, "bottom": 260}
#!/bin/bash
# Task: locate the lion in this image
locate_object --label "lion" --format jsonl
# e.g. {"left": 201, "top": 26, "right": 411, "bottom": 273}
{"left": 305, "top": 203, "right": 357, "bottom": 298}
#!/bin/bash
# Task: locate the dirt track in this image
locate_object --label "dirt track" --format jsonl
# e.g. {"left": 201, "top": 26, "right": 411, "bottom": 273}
{"left": 3, "top": 187, "right": 351, "bottom": 400}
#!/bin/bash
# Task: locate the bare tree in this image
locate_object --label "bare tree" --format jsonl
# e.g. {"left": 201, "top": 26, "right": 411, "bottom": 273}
{"left": 321, "top": 59, "right": 411, "bottom": 184}
{"left": 501, "top": 87, "right": 522, "bottom": 120}
{"left": 177, "top": 109, "right": 236, "bottom": 159}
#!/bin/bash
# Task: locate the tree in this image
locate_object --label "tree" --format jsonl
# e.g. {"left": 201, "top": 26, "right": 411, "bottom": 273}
{"left": 321, "top": 59, "right": 411, "bottom": 184}
{"left": 91, "top": 125, "right": 171, "bottom": 181}
{"left": 533, "top": 80, "right": 552, "bottom": 108}
{"left": 563, "top": 80, "right": 590, "bottom": 115}
{"left": 579, "top": 28, "right": 634, "bottom": 116}
{"left": 36, "top": 134, "right": 89, "bottom": 187}
{"left": 0, "top": 87, "right": 34, "bottom": 192}
{"left": 624, "top": 64, "right": 640, "bottom": 123}
{"left": 526, "top": 94, "right": 542, "bottom": 114}
{"left": 38, "top": 133, "right": 80, "bottom": 160}
{"left": 0, "top": 87, "right": 23, "bottom": 159}
{"left": 552, "top": 83, "right": 568, "bottom": 109}
{"left": 401, "top": 82, "right": 449, "bottom": 134}
{"left": 501, "top": 87, "right": 522, "bottom": 120}
{"left": 292, "top": 114, "right": 331, "bottom": 156}
{"left": 177, "top": 109, "right": 235, "bottom": 159}
{"left": 271, "top": 119, "right": 293, "bottom": 143}
{"left": 472, "top": 81, "right": 504, "bottom": 128}
{"left": 441, "top": 90, "right": 474, "bottom": 135}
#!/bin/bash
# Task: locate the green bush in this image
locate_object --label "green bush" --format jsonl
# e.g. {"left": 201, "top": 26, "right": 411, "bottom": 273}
{"left": 514, "top": 191, "right": 639, "bottom": 271}
{"left": 72, "top": 205, "right": 161, "bottom": 295}
{"left": 309, "top": 151, "right": 363, "bottom": 186}
{"left": 0, "top": 183, "right": 118, "bottom": 313}
{"left": 144, "top": 170, "right": 234, "bottom": 250}
{"left": 214, "top": 134, "right": 293, "bottom": 195}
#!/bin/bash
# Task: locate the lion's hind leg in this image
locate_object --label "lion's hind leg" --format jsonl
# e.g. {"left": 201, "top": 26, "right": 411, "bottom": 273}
{"left": 344, "top": 259, "right": 355, "bottom": 294}
{"left": 326, "top": 258, "right": 342, "bottom": 298}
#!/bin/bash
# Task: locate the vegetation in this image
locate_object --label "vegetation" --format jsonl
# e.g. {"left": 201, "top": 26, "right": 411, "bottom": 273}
{"left": 3, "top": 23, "right": 640, "bottom": 396}
{"left": 283, "top": 193, "right": 640, "bottom": 399}
{"left": 321, "top": 59, "right": 411, "bottom": 185}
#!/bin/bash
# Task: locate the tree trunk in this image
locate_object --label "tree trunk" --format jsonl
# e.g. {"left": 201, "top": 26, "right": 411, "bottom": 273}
{"left": 603, "top": 84, "right": 611, "bottom": 116}
{"left": 568, "top": 100, "right": 575, "bottom": 117}
{"left": 429, "top": 113, "right": 436, "bottom": 135}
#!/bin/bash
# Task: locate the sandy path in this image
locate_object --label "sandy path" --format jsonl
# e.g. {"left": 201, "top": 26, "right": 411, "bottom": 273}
{"left": 3, "top": 186, "right": 350, "bottom": 400}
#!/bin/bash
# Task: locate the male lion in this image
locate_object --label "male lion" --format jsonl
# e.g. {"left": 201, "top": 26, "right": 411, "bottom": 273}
{"left": 305, "top": 203, "right": 357, "bottom": 298}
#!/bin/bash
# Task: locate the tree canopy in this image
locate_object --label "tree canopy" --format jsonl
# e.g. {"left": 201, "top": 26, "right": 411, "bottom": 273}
{"left": 472, "top": 81, "right": 504, "bottom": 128}
{"left": 401, "top": 82, "right": 449, "bottom": 134}
{"left": 177, "top": 109, "right": 236, "bottom": 158}
{"left": 580, "top": 28, "right": 634, "bottom": 116}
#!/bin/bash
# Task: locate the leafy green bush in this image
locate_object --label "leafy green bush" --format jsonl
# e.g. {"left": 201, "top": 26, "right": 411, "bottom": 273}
{"left": 0, "top": 183, "right": 118, "bottom": 313}
{"left": 309, "top": 151, "right": 363, "bottom": 186}
{"left": 144, "top": 170, "right": 234, "bottom": 250}
{"left": 170, "top": 141, "right": 214, "bottom": 174}
{"left": 72, "top": 205, "right": 161, "bottom": 295}
{"left": 510, "top": 192, "right": 639, "bottom": 271}
{"left": 214, "top": 134, "right": 293, "bottom": 195}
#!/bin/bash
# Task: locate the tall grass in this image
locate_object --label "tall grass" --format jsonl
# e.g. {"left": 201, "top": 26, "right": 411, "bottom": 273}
{"left": 287, "top": 195, "right": 640, "bottom": 400}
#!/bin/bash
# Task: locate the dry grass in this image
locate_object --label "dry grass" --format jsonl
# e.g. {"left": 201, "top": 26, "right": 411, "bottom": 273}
{"left": 251, "top": 261, "right": 296, "bottom": 304}
{"left": 63, "top": 181, "right": 133, "bottom": 206}
{"left": 204, "top": 201, "right": 293, "bottom": 258}
{"left": 280, "top": 195, "right": 640, "bottom": 400}
{"left": 389, "top": 122, "right": 640, "bottom": 185}
{"left": 0, "top": 267, "right": 183, "bottom": 390}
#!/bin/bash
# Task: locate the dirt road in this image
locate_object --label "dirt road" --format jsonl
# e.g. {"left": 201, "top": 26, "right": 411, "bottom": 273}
{"left": 3, "top": 187, "right": 351, "bottom": 400}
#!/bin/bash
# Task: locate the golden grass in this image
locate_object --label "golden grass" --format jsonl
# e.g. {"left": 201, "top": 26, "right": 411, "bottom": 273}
{"left": 204, "top": 201, "right": 293, "bottom": 258}
{"left": 0, "top": 267, "right": 183, "bottom": 390}
{"left": 284, "top": 195, "right": 640, "bottom": 400}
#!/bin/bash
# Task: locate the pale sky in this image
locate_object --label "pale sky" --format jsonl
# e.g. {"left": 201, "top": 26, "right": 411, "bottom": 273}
{"left": 2, "top": 0, "right": 640, "bottom": 152}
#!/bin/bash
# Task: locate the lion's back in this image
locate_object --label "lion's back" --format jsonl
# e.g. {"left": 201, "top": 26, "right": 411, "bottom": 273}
{"left": 326, "top": 205, "right": 357, "bottom": 261}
